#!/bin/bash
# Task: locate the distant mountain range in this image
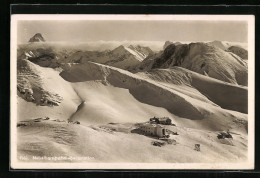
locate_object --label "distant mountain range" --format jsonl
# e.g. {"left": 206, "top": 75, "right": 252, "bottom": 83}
{"left": 21, "top": 33, "right": 248, "bottom": 86}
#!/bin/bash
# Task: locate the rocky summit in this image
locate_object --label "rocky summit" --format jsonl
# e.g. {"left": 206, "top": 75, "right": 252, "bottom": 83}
{"left": 28, "top": 33, "right": 46, "bottom": 42}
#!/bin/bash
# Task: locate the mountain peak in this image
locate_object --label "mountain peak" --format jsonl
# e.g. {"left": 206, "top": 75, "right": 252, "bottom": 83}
{"left": 207, "top": 40, "right": 227, "bottom": 50}
{"left": 163, "top": 41, "right": 182, "bottom": 49}
{"left": 29, "top": 33, "right": 46, "bottom": 42}
{"left": 112, "top": 45, "right": 127, "bottom": 53}
{"left": 127, "top": 45, "right": 154, "bottom": 59}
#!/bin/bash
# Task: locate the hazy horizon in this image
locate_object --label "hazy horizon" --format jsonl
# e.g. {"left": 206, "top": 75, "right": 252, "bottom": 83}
{"left": 17, "top": 20, "right": 248, "bottom": 44}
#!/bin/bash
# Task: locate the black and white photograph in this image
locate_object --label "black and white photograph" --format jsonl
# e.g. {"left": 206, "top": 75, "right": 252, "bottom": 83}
{"left": 10, "top": 15, "right": 255, "bottom": 169}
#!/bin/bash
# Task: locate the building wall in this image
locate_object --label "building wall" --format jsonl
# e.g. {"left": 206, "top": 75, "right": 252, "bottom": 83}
{"left": 155, "top": 127, "right": 164, "bottom": 137}
{"left": 140, "top": 126, "right": 156, "bottom": 135}
{"left": 140, "top": 125, "right": 165, "bottom": 137}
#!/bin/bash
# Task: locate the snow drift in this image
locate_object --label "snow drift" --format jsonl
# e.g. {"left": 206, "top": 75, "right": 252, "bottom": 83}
{"left": 59, "top": 61, "right": 247, "bottom": 132}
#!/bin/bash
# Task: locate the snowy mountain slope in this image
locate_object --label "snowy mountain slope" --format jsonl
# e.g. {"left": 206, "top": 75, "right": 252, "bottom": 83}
{"left": 137, "top": 67, "right": 248, "bottom": 113}
{"left": 104, "top": 45, "right": 144, "bottom": 69}
{"left": 17, "top": 58, "right": 81, "bottom": 121}
{"left": 225, "top": 41, "right": 248, "bottom": 50}
{"left": 207, "top": 40, "right": 248, "bottom": 51}
{"left": 69, "top": 81, "right": 173, "bottom": 125}
{"left": 17, "top": 119, "right": 248, "bottom": 163}
{"left": 207, "top": 40, "right": 229, "bottom": 50}
{"left": 136, "top": 43, "right": 248, "bottom": 86}
{"left": 102, "top": 45, "right": 153, "bottom": 69}
{"left": 59, "top": 61, "right": 247, "bottom": 132}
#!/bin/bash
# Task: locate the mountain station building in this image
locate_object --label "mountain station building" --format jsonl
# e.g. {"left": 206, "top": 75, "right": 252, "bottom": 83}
{"left": 139, "top": 123, "right": 167, "bottom": 138}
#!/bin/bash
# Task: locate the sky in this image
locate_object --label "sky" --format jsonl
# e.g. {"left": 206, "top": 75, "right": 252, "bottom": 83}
{"left": 17, "top": 20, "right": 248, "bottom": 43}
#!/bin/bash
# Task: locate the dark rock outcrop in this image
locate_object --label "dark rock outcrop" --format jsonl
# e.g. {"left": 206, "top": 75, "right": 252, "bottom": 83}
{"left": 29, "top": 33, "right": 46, "bottom": 42}
{"left": 163, "top": 41, "right": 182, "bottom": 49}
{"left": 228, "top": 46, "right": 248, "bottom": 59}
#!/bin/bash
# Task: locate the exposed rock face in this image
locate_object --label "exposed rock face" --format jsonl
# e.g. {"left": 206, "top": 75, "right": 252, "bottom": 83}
{"left": 39, "top": 93, "right": 62, "bottom": 106}
{"left": 163, "top": 41, "right": 182, "bottom": 49}
{"left": 128, "top": 45, "right": 154, "bottom": 58}
{"left": 23, "top": 48, "right": 59, "bottom": 68}
{"left": 17, "top": 59, "right": 63, "bottom": 106}
{"left": 152, "top": 44, "right": 189, "bottom": 69}
{"left": 29, "top": 33, "right": 46, "bottom": 42}
{"left": 228, "top": 46, "right": 248, "bottom": 59}
{"left": 17, "top": 85, "right": 35, "bottom": 102}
